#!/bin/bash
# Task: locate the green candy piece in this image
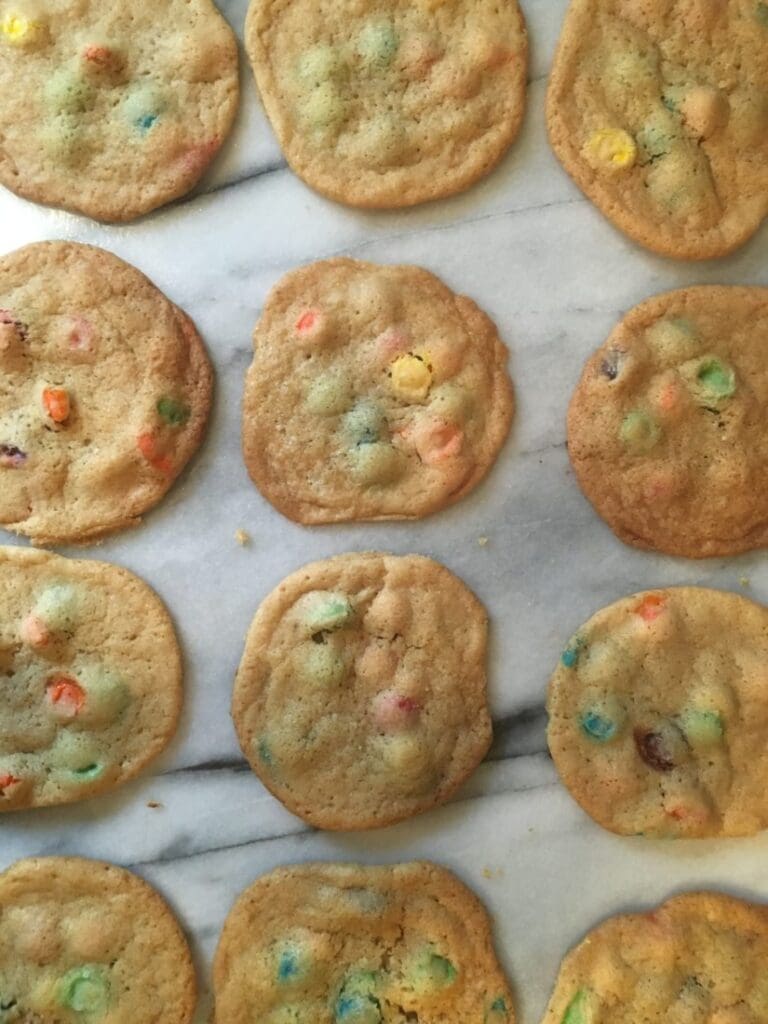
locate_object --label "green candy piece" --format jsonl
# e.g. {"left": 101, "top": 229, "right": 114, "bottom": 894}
{"left": 757, "top": 2, "right": 768, "bottom": 26}
{"left": 357, "top": 20, "right": 398, "bottom": 69}
{"left": 122, "top": 84, "right": 167, "bottom": 127}
{"left": 485, "top": 996, "right": 509, "bottom": 1022}
{"left": 297, "top": 643, "right": 348, "bottom": 687}
{"left": 157, "top": 397, "right": 191, "bottom": 427}
{"left": 562, "top": 989, "right": 594, "bottom": 1024}
{"left": 59, "top": 966, "right": 110, "bottom": 1015}
{"left": 304, "top": 593, "right": 354, "bottom": 633}
{"left": 45, "top": 70, "right": 94, "bottom": 114}
{"left": 297, "top": 44, "right": 345, "bottom": 85}
{"left": 410, "top": 951, "right": 457, "bottom": 991}
{"left": 302, "top": 81, "right": 345, "bottom": 128}
{"left": 619, "top": 410, "right": 661, "bottom": 452}
{"left": 78, "top": 666, "right": 130, "bottom": 723}
{"left": 70, "top": 763, "right": 104, "bottom": 782}
{"left": 335, "top": 972, "right": 381, "bottom": 1024}
{"left": 257, "top": 738, "right": 274, "bottom": 767}
{"left": 52, "top": 732, "right": 102, "bottom": 778}
{"left": 678, "top": 708, "right": 724, "bottom": 748}
{"left": 305, "top": 373, "right": 351, "bottom": 416}
{"left": 695, "top": 359, "right": 736, "bottom": 400}
{"left": 34, "top": 582, "right": 78, "bottom": 632}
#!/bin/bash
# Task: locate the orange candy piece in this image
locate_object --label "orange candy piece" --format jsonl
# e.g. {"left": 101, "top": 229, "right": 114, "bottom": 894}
{"left": 635, "top": 594, "right": 665, "bottom": 622}
{"left": 137, "top": 433, "right": 173, "bottom": 476}
{"left": 0, "top": 774, "right": 21, "bottom": 795}
{"left": 414, "top": 419, "right": 463, "bottom": 465}
{"left": 21, "top": 613, "right": 50, "bottom": 648}
{"left": 46, "top": 675, "right": 85, "bottom": 718}
{"left": 296, "top": 310, "right": 319, "bottom": 333}
{"left": 42, "top": 387, "right": 70, "bottom": 423}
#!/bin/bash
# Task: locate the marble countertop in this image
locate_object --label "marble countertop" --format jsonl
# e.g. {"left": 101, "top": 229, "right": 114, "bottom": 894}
{"left": 2, "top": 1, "right": 768, "bottom": 1020}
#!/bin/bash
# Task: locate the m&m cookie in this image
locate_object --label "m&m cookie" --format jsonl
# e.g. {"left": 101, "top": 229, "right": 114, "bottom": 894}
{"left": 0, "top": 856, "right": 195, "bottom": 1023}
{"left": 232, "top": 553, "right": 492, "bottom": 830}
{"left": 242, "top": 259, "right": 514, "bottom": 523}
{"left": 0, "top": 0, "right": 238, "bottom": 221}
{"left": 244, "top": 0, "right": 527, "bottom": 207}
{"left": 547, "top": 0, "right": 768, "bottom": 259}
{"left": 542, "top": 892, "right": 768, "bottom": 1023}
{"left": 214, "top": 862, "right": 514, "bottom": 1024}
{"left": 0, "top": 242, "right": 212, "bottom": 544}
{"left": 567, "top": 286, "right": 768, "bottom": 558}
{"left": 548, "top": 587, "right": 768, "bottom": 838}
{"left": 0, "top": 546, "right": 183, "bottom": 813}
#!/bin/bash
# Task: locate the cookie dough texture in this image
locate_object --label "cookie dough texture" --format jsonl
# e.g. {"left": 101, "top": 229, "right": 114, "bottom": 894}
{"left": 542, "top": 892, "right": 768, "bottom": 1024}
{"left": 0, "top": 0, "right": 239, "bottom": 221}
{"left": 0, "top": 241, "right": 213, "bottom": 545}
{"left": 0, "top": 856, "right": 196, "bottom": 1024}
{"left": 244, "top": 0, "right": 528, "bottom": 207}
{"left": 546, "top": 0, "right": 768, "bottom": 260}
{"left": 567, "top": 286, "right": 768, "bottom": 558}
{"left": 0, "top": 546, "right": 183, "bottom": 812}
{"left": 233, "top": 553, "right": 492, "bottom": 830}
{"left": 548, "top": 586, "right": 768, "bottom": 838}
{"left": 213, "top": 861, "right": 515, "bottom": 1024}
{"left": 242, "top": 259, "right": 514, "bottom": 524}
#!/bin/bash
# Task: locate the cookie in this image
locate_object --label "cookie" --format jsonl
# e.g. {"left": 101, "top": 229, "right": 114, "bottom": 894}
{"left": 242, "top": 259, "right": 514, "bottom": 523}
{"left": 0, "top": 546, "right": 183, "bottom": 813}
{"left": 213, "top": 861, "right": 514, "bottom": 1024}
{"left": 0, "top": 856, "right": 196, "bottom": 1024}
{"left": 0, "top": 241, "right": 213, "bottom": 545}
{"left": 0, "top": 0, "right": 238, "bottom": 221}
{"left": 547, "top": 586, "right": 768, "bottom": 839}
{"left": 542, "top": 891, "right": 768, "bottom": 1023}
{"left": 546, "top": 0, "right": 768, "bottom": 260}
{"left": 233, "top": 552, "right": 491, "bottom": 830}
{"left": 244, "top": 0, "right": 527, "bottom": 208}
{"left": 567, "top": 286, "right": 768, "bottom": 558}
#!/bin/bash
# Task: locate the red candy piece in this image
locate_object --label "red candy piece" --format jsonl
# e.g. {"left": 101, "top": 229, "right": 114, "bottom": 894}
{"left": 137, "top": 433, "right": 173, "bottom": 476}
{"left": 296, "top": 310, "right": 319, "bottom": 333}
{"left": 0, "top": 774, "right": 21, "bottom": 796}
{"left": 635, "top": 594, "right": 665, "bottom": 622}
{"left": 66, "top": 315, "right": 95, "bottom": 353}
{"left": 46, "top": 676, "right": 86, "bottom": 718}
{"left": 82, "top": 44, "right": 122, "bottom": 73}
{"left": 373, "top": 690, "right": 423, "bottom": 731}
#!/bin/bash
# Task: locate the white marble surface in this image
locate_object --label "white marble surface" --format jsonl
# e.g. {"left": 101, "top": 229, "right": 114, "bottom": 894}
{"left": 2, "top": 1, "right": 768, "bottom": 1020}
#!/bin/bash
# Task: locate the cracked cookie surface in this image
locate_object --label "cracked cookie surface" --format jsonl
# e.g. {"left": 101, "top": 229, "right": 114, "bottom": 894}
{"left": 542, "top": 892, "right": 768, "bottom": 1024}
{"left": 0, "top": 546, "right": 182, "bottom": 813}
{"left": 242, "top": 259, "right": 514, "bottom": 524}
{"left": 567, "top": 286, "right": 768, "bottom": 558}
{"left": 244, "top": 0, "right": 527, "bottom": 207}
{"left": 546, "top": 0, "right": 768, "bottom": 259}
{"left": 232, "top": 552, "right": 491, "bottom": 830}
{"left": 548, "top": 586, "right": 768, "bottom": 838}
{"left": 0, "top": 856, "right": 196, "bottom": 1024}
{"left": 0, "top": 0, "right": 239, "bottom": 221}
{"left": 0, "top": 241, "right": 213, "bottom": 545}
{"left": 213, "top": 861, "right": 514, "bottom": 1024}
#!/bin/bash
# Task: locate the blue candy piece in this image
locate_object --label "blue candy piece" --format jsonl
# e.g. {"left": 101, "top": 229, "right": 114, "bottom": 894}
{"left": 580, "top": 711, "right": 616, "bottom": 743}
{"left": 278, "top": 950, "right": 300, "bottom": 982}
{"left": 136, "top": 113, "right": 158, "bottom": 132}
{"left": 561, "top": 637, "right": 584, "bottom": 669}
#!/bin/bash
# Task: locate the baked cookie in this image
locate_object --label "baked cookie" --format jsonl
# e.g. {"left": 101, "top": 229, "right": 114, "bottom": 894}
{"left": 0, "top": 856, "right": 196, "bottom": 1024}
{"left": 213, "top": 861, "right": 514, "bottom": 1024}
{"left": 0, "top": 546, "right": 183, "bottom": 812}
{"left": 0, "top": 241, "right": 213, "bottom": 545}
{"left": 542, "top": 891, "right": 768, "bottom": 1023}
{"left": 244, "top": 0, "right": 527, "bottom": 208}
{"left": 0, "top": 0, "right": 238, "bottom": 221}
{"left": 242, "top": 259, "right": 514, "bottom": 523}
{"left": 546, "top": 0, "right": 768, "bottom": 260}
{"left": 233, "top": 553, "right": 491, "bottom": 830}
{"left": 547, "top": 586, "right": 768, "bottom": 839}
{"left": 567, "top": 286, "right": 768, "bottom": 558}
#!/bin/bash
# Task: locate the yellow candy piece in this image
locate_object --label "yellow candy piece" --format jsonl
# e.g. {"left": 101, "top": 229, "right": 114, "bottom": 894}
{"left": 390, "top": 353, "right": 432, "bottom": 401}
{"left": 583, "top": 128, "right": 637, "bottom": 172}
{"left": 2, "top": 12, "right": 41, "bottom": 45}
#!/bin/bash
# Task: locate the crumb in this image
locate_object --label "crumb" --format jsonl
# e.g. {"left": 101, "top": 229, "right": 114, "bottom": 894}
{"left": 482, "top": 866, "right": 503, "bottom": 879}
{"left": 477, "top": 536, "right": 489, "bottom": 547}
{"left": 739, "top": 575, "right": 750, "bottom": 588}
{"left": 235, "top": 529, "right": 251, "bottom": 547}
{"left": 482, "top": 867, "right": 492, "bottom": 879}
{"left": 147, "top": 801, "right": 163, "bottom": 809}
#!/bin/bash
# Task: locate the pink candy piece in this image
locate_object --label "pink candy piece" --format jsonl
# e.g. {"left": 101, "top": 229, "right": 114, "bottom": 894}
{"left": 178, "top": 137, "right": 220, "bottom": 175}
{"left": 372, "top": 690, "right": 422, "bottom": 731}
{"left": 21, "top": 613, "right": 50, "bottom": 648}
{"left": 409, "top": 418, "right": 464, "bottom": 466}
{"left": 375, "top": 328, "right": 410, "bottom": 363}
{"left": 66, "top": 315, "right": 95, "bottom": 353}
{"left": 296, "top": 309, "right": 321, "bottom": 334}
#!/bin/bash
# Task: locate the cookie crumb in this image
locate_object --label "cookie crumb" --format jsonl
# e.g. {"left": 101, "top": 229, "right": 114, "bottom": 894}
{"left": 477, "top": 536, "right": 489, "bottom": 547}
{"left": 147, "top": 800, "right": 163, "bottom": 809}
{"left": 739, "top": 575, "right": 751, "bottom": 588}
{"left": 235, "top": 529, "right": 251, "bottom": 547}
